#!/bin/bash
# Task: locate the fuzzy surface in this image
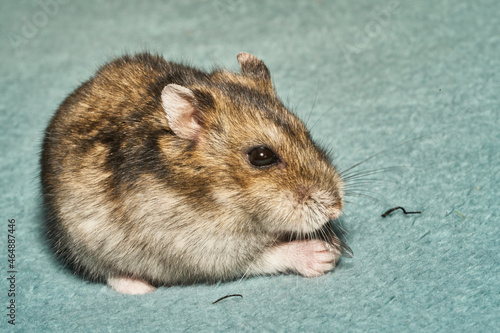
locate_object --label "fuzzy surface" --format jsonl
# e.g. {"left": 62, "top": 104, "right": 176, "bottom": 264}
{"left": 1, "top": 0, "right": 499, "bottom": 331}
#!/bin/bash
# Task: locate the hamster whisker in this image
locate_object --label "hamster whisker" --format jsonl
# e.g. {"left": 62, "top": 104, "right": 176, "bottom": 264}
{"left": 339, "top": 135, "right": 430, "bottom": 176}
{"left": 332, "top": 219, "right": 349, "bottom": 236}
{"left": 343, "top": 187, "right": 385, "bottom": 197}
{"left": 282, "top": 230, "right": 297, "bottom": 243}
{"left": 343, "top": 176, "right": 394, "bottom": 183}
{"left": 238, "top": 266, "right": 253, "bottom": 284}
{"left": 343, "top": 182, "right": 387, "bottom": 191}
{"left": 343, "top": 191, "right": 389, "bottom": 205}
{"left": 343, "top": 180, "right": 396, "bottom": 189}
{"left": 304, "top": 85, "right": 320, "bottom": 127}
{"left": 322, "top": 219, "right": 352, "bottom": 257}
{"left": 334, "top": 222, "right": 352, "bottom": 247}
{"left": 309, "top": 105, "right": 337, "bottom": 132}
{"left": 341, "top": 166, "right": 403, "bottom": 181}
{"left": 318, "top": 227, "right": 330, "bottom": 244}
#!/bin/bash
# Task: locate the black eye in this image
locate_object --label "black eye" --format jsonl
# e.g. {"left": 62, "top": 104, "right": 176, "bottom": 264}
{"left": 248, "top": 146, "right": 279, "bottom": 167}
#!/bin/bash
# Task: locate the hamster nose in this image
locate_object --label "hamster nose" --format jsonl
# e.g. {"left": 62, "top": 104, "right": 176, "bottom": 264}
{"left": 328, "top": 205, "right": 343, "bottom": 220}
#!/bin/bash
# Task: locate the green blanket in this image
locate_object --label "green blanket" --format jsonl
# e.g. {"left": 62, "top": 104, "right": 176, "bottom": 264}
{"left": 1, "top": 0, "right": 498, "bottom": 331}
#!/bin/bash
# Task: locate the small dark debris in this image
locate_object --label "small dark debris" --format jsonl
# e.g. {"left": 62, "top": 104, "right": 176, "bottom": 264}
{"left": 382, "top": 207, "right": 422, "bottom": 218}
{"left": 212, "top": 294, "right": 243, "bottom": 304}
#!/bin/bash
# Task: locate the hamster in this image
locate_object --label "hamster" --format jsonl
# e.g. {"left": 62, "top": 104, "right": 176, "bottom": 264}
{"left": 41, "top": 52, "right": 348, "bottom": 294}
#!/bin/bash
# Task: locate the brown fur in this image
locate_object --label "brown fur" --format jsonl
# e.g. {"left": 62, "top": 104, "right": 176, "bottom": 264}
{"left": 41, "top": 52, "right": 345, "bottom": 288}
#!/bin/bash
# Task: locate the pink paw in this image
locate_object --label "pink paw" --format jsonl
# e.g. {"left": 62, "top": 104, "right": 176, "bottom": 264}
{"left": 107, "top": 277, "right": 156, "bottom": 295}
{"left": 289, "top": 240, "right": 341, "bottom": 277}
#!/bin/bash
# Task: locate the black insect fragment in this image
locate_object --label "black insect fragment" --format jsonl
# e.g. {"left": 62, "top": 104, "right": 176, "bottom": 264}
{"left": 382, "top": 207, "right": 422, "bottom": 218}
{"left": 212, "top": 294, "right": 243, "bottom": 304}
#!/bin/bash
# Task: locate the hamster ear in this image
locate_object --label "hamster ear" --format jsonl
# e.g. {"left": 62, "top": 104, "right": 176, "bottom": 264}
{"left": 161, "top": 84, "right": 202, "bottom": 141}
{"left": 237, "top": 52, "right": 272, "bottom": 84}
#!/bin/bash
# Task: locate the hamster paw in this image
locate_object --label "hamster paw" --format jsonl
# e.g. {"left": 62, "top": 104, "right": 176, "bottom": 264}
{"left": 107, "top": 277, "right": 156, "bottom": 295}
{"left": 290, "top": 240, "right": 341, "bottom": 277}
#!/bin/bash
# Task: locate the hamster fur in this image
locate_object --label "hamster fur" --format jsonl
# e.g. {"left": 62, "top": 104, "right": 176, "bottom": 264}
{"left": 41, "top": 52, "right": 347, "bottom": 294}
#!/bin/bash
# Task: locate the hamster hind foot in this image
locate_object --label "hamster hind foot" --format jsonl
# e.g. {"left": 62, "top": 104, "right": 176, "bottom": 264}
{"left": 248, "top": 240, "right": 341, "bottom": 278}
{"left": 107, "top": 277, "right": 157, "bottom": 295}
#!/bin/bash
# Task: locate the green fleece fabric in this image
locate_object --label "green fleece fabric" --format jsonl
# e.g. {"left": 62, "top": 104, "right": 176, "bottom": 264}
{"left": 1, "top": 0, "right": 499, "bottom": 331}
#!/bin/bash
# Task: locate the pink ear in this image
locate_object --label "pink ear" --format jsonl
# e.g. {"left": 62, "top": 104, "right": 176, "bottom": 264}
{"left": 161, "top": 84, "right": 201, "bottom": 140}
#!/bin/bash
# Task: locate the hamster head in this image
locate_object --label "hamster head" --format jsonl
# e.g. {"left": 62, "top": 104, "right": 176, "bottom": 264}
{"left": 161, "top": 53, "right": 343, "bottom": 238}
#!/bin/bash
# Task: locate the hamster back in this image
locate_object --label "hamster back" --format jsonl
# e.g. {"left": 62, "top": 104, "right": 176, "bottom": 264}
{"left": 41, "top": 52, "right": 346, "bottom": 294}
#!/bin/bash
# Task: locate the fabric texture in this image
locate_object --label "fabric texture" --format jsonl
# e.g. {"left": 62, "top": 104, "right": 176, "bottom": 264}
{"left": 1, "top": 0, "right": 498, "bottom": 331}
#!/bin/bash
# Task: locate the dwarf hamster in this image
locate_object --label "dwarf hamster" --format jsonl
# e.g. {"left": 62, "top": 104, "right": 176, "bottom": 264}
{"left": 41, "top": 52, "right": 347, "bottom": 294}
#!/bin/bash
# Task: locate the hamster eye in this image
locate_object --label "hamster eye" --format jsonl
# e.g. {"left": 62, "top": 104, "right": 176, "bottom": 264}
{"left": 247, "top": 146, "right": 279, "bottom": 167}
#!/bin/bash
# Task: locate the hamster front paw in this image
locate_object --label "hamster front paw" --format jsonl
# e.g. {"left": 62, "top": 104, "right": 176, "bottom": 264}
{"left": 288, "top": 240, "right": 340, "bottom": 277}
{"left": 107, "top": 277, "right": 156, "bottom": 294}
{"left": 247, "top": 239, "right": 341, "bottom": 277}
